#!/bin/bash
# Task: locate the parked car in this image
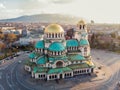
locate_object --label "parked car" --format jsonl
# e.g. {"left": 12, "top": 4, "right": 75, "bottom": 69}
{"left": 25, "top": 51, "right": 31, "bottom": 53}
{"left": 6, "top": 57, "right": 10, "bottom": 60}
{"left": 18, "top": 60, "right": 22, "bottom": 63}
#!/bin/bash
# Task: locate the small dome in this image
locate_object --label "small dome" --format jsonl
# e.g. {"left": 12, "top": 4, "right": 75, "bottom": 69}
{"left": 35, "top": 40, "right": 44, "bottom": 49}
{"left": 66, "top": 39, "right": 79, "bottom": 47}
{"left": 29, "top": 53, "right": 36, "bottom": 59}
{"left": 36, "top": 56, "right": 47, "bottom": 64}
{"left": 68, "top": 54, "right": 85, "bottom": 61}
{"left": 49, "top": 42, "right": 65, "bottom": 51}
{"left": 77, "top": 20, "right": 86, "bottom": 25}
{"left": 79, "top": 39, "right": 89, "bottom": 46}
{"left": 44, "top": 24, "right": 64, "bottom": 33}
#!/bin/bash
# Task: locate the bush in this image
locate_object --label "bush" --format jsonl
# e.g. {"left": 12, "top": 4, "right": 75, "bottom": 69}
{"left": 0, "top": 55, "right": 5, "bottom": 60}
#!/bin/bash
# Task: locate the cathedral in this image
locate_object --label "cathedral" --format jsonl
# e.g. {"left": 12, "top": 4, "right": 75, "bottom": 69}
{"left": 25, "top": 20, "right": 95, "bottom": 80}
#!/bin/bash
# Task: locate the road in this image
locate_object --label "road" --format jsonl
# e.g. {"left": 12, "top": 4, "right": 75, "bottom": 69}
{"left": 88, "top": 49, "right": 120, "bottom": 90}
{"left": 0, "top": 53, "right": 34, "bottom": 90}
{"left": 0, "top": 49, "right": 120, "bottom": 90}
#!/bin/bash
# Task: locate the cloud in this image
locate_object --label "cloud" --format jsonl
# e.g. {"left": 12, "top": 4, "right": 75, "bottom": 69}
{"left": 0, "top": 3, "right": 5, "bottom": 9}
{"left": 49, "top": 0, "right": 75, "bottom": 4}
{"left": 29, "top": 0, "right": 75, "bottom": 5}
{"left": 20, "top": 0, "right": 49, "bottom": 10}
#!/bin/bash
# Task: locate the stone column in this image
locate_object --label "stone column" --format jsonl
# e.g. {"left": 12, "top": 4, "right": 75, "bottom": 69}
{"left": 86, "top": 69, "right": 87, "bottom": 73}
{"left": 53, "top": 33, "right": 55, "bottom": 38}
{"left": 89, "top": 68, "right": 91, "bottom": 73}
{"left": 35, "top": 73, "right": 38, "bottom": 79}
{"left": 57, "top": 74, "right": 60, "bottom": 79}
{"left": 48, "top": 33, "right": 50, "bottom": 38}
{"left": 47, "top": 75, "right": 49, "bottom": 80}
{"left": 56, "top": 52, "right": 58, "bottom": 55}
{"left": 53, "top": 52, "right": 55, "bottom": 55}
{"left": 71, "top": 72, "right": 73, "bottom": 77}
{"left": 31, "top": 71, "right": 34, "bottom": 78}
{"left": 62, "top": 73, "right": 64, "bottom": 79}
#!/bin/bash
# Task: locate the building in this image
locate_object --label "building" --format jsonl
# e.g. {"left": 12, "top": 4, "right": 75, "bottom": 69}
{"left": 22, "top": 27, "right": 30, "bottom": 37}
{"left": 19, "top": 35, "right": 42, "bottom": 45}
{"left": 25, "top": 20, "right": 95, "bottom": 80}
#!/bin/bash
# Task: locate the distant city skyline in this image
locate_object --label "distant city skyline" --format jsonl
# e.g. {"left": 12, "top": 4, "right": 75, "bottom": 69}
{"left": 0, "top": 0, "right": 120, "bottom": 23}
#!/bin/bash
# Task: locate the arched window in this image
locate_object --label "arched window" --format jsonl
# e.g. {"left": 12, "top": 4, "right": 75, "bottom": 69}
{"left": 52, "top": 75, "right": 54, "bottom": 79}
{"left": 55, "top": 33, "right": 57, "bottom": 38}
{"left": 49, "top": 76, "right": 51, "bottom": 79}
{"left": 56, "top": 61, "right": 63, "bottom": 68}
{"left": 49, "top": 33, "right": 51, "bottom": 38}
{"left": 58, "top": 33, "right": 60, "bottom": 38}
{"left": 61, "top": 33, "right": 62, "bottom": 37}
{"left": 54, "top": 52, "right": 56, "bottom": 55}
{"left": 61, "top": 33, "right": 63, "bottom": 37}
{"left": 84, "top": 47, "right": 87, "bottom": 52}
{"left": 79, "top": 25, "right": 82, "bottom": 29}
{"left": 52, "top": 34, "right": 54, "bottom": 38}
{"left": 83, "top": 25, "right": 85, "bottom": 29}
{"left": 55, "top": 75, "right": 57, "bottom": 78}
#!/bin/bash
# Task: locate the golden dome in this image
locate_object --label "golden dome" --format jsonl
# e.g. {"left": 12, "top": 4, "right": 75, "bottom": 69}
{"left": 77, "top": 20, "right": 86, "bottom": 25}
{"left": 44, "top": 24, "right": 64, "bottom": 33}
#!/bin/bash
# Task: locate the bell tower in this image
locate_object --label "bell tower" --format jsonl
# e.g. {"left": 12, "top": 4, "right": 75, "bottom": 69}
{"left": 74, "top": 20, "right": 88, "bottom": 40}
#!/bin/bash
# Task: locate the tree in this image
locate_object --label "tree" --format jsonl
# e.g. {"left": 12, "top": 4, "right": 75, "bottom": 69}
{"left": 91, "top": 20, "right": 94, "bottom": 24}
{"left": 110, "top": 32, "right": 116, "bottom": 38}
{"left": 0, "top": 34, "right": 4, "bottom": 40}
{"left": 7, "top": 33, "right": 17, "bottom": 42}
{"left": 0, "top": 29, "right": 2, "bottom": 34}
{"left": 0, "top": 42, "right": 6, "bottom": 52}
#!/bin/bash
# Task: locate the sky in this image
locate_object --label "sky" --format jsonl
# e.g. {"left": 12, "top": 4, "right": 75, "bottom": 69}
{"left": 0, "top": 0, "right": 120, "bottom": 23}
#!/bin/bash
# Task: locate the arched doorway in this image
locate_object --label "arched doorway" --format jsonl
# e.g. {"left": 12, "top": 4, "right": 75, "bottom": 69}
{"left": 59, "top": 74, "right": 62, "bottom": 79}
{"left": 56, "top": 61, "right": 63, "bottom": 68}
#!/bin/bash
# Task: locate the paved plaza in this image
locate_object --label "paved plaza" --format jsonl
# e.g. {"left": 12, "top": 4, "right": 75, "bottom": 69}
{"left": 0, "top": 49, "right": 120, "bottom": 90}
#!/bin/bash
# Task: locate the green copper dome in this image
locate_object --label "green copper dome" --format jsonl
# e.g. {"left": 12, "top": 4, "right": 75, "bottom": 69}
{"left": 35, "top": 40, "right": 44, "bottom": 49}
{"left": 36, "top": 56, "right": 47, "bottom": 64}
{"left": 29, "top": 52, "right": 36, "bottom": 59}
{"left": 66, "top": 39, "right": 79, "bottom": 47}
{"left": 68, "top": 54, "right": 85, "bottom": 61}
{"left": 48, "top": 67, "right": 72, "bottom": 74}
{"left": 79, "top": 39, "right": 89, "bottom": 46}
{"left": 49, "top": 42, "right": 65, "bottom": 51}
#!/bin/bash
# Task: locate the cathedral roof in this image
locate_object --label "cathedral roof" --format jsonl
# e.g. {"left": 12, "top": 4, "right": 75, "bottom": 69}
{"left": 79, "top": 39, "right": 89, "bottom": 46}
{"left": 68, "top": 54, "right": 85, "bottom": 61}
{"left": 29, "top": 52, "right": 36, "bottom": 59}
{"left": 33, "top": 67, "right": 48, "bottom": 73}
{"left": 77, "top": 20, "right": 86, "bottom": 25}
{"left": 48, "top": 56, "right": 68, "bottom": 64}
{"left": 49, "top": 42, "right": 65, "bottom": 51}
{"left": 36, "top": 56, "right": 47, "bottom": 64}
{"left": 66, "top": 39, "right": 79, "bottom": 47}
{"left": 68, "top": 63, "right": 91, "bottom": 70}
{"left": 44, "top": 24, "right": 64, "bottom": 33}
{"left": 35, "top": 40, "right": 44, "bottom": 49}
{"left": 48, "top": 67, "right": 72, "bottom": 74}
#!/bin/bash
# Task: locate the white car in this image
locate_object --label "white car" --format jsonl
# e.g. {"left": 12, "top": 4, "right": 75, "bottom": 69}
{"left": 18, "top": 60, "right": 22, "bottom": 63}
